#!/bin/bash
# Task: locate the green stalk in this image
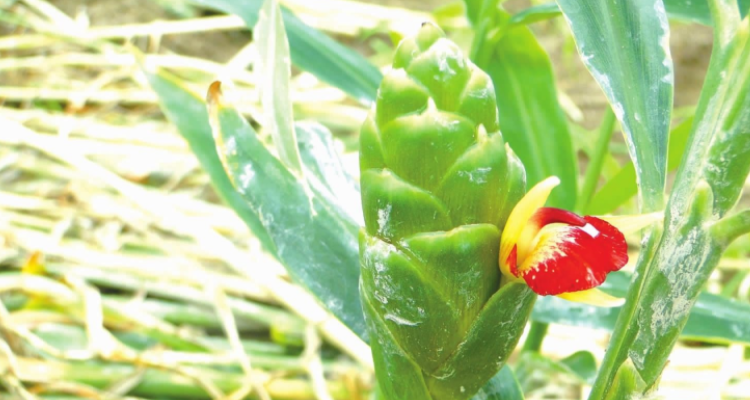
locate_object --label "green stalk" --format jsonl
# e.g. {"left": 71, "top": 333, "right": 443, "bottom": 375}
{"left": 712, "top": 209, "right": 750, "bottom": 247}
{"left": 719, "top": 270, "right": 748, "bottom": 298}
{"left": 521, "top": 323, "right": 548, "bottom": 352}
{"left": 586, "top": 223, "right": 662, "bottom": 398}
{"left": 577, "top": 108, "right": 617, "bottom": 213}
{"left": 589, "top": 2, "right": 750, "bottom": 396}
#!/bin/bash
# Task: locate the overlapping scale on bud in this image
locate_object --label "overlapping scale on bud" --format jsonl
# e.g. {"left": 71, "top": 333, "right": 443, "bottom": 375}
{"left": 359, "top": 24, "right": 535, "bottom": 400}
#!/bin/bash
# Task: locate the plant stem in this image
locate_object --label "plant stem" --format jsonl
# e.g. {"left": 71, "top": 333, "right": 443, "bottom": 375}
{"left": 521, "top": 322, "right": 548, "bottom": 352}
{"left": 712, "top": 209, "right": 750, "bottom": 247}
{"left": 577, "top": 107, "right": 616, "bottom": 213}
{"left": 587, "top": 226, "right": 661, "bottom": 399}
{"left": 720, "top": 270, "right": 748, "bottom": 298}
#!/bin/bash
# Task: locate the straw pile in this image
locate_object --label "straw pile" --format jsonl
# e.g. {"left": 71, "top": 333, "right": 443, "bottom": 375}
{"left": 0, "top": 1, "right": 748, "bottom": 399}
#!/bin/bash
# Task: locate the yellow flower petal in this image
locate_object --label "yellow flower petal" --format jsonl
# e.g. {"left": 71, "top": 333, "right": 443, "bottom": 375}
{"left": 556, "top": 288, "right": 624, "bottom": 307}
{"left": 598, "top": 211, "right": 664, "bottom": 234}
{"left": 499, "top": 176, "right": 560, "bottom": 277}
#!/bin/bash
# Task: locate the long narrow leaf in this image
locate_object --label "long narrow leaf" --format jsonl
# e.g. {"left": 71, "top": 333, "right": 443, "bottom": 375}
{"left": 145, "top": 71, "right": 278, "bottom": 257}
{"left": 620, "top": 7, "right": 750, "bottom": 388}
{"left": 586, "top": 116, "right": 693, "bottom": 214}
{"left": 255, "top": 0, "right": 303, "bottom": 174}
{"left": 187, "top": 0, "right": 382, "bottom": 104}
{"left": 471, "top": 365, "right": 525, "bottom": 400}
{"left": 556, "top": 0, "right": 674, "bottom": 213}
{"left": 480, "top": 12, "right": 577, "bottom": 209}
{"left": 531, "top": 271, "right": 750, "bottom": 345}
{"left": 296, "top": 122, "right": 362, "bottom": 224}
{"left": 588, "top": 5, "right": 750, "bottom": 393}
{"left": 510, "top": 0, "right": 750, "bottom": 26}
{"left": 515, "top": 351, "right": 597, "bottom": 388}
{"left": 146, "top": 72, "right": 368, "bottom": 336}
{"left": 205, "top": 81, "right": 365, "bottom": 338}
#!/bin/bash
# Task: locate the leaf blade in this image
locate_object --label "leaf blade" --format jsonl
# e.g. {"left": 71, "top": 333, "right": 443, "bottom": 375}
{"left": 255, "top": 0, "right": 303, "bottom": 174}
{"left": 471, "top": 365, "right": 525, "bottom": 400}
{"left": 556, "top": 0, "right": 674, "bottom": 212}
{"left": 187, "top": 0, "right": 382, "bottom": 103}
{"left": 144, "top": 70, "right": 278, "bottom": 257}
{"left": 586, "top": 116, "right": 694, "bottom": 214}
{"left": 510, "top": 0, "right": 750, "bottom": 26}
{"left": 531, "top": 271, "right": 750, "bottom": 346}
{"left": 207, "top": 82, "right": 366, "bottom": 338}
{"left": 481, "top": 13, "right": 578, "bottom": 209}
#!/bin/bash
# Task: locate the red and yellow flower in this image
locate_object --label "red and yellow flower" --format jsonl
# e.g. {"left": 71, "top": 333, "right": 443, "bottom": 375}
{"left": 500, "top": 177, "right": 652, "bottom": 307}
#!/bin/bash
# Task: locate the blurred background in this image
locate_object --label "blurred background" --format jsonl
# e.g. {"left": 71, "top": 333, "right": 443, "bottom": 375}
{"left": 0, "top": 0, "right": 747, "bottom": 399}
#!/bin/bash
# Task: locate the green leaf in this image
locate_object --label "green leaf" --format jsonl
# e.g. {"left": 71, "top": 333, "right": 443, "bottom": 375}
{"left": 556, "top": 0, "right": 674, "bottom": 212}
{"left": 531, "top": 271, "right": 750, "bottom": 346}
{"left": 666, "top": 0, "right": 749, "bottom": 24}
{"left": 471, "top": 365, "right": 525, "bottom": 400}
{"left": 508, "top": 2, "right": 562, "bottom": 26}
{"left": 145, "top": 71, "right": 277, "bottom": 257}
{"left": 187, "top": 0, "right": 382, "bottom": 103}
{"left": 599, "top": 9, "right": 750, "bottom": 391}
{"left": 146, "top": 73, "right": 366, "bottom": 337}
{"left": 603, "top": 361, "right": 647, "bottom": 400}
{"left": 425, "top": 283, "right": 535, "bottom": 399}
{"left": 362, "top": 292, "right": 433, "bottom": 399}
{"left": 510, "top": 0, "right": 750, "bottom": 26}
{"left": 295, "top": 122, "right": 362, "bottom": 223}
{"left": 207, "top": 82, "right": 365, "bottom": 338}
{"left": 561, "top": 351, "right": 598, "bottom": 384}
{"left": 586, "top": 116, "right": 694, "bottom": 215}
{"left": 479, "top": 12, "right": 577, "bottom": 209}
{"left": 515, "top": 351, "right": 596, "bottom": 390}
{"left": 462, "top": 0, "right": 487, "bottom": 26}
{"left": 255, "top": 0, "right": 303, "bottom": 175}
{"left": 577, "top": 108, "right": 617, "bottom": 213}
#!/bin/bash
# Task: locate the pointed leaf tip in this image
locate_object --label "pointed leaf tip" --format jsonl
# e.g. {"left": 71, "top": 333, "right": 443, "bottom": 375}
{"left": 207, "top": 81, "right": 224, "bottom": 108}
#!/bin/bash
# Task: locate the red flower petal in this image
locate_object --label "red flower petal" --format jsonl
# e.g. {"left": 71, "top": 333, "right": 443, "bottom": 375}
{"left": 529, "top": 207, "right": 586, "bottom": 228}
{"left": 519, "top": 213, "right": 628, "bottom": 296}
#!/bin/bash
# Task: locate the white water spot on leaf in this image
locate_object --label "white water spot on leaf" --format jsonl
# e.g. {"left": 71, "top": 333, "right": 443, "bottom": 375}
{"left": 384, "top": 313, "right": 420, "bottom": 326}
{"left": 377, "top": 204, "right": 392, "bottom": 237}
{"left": 225, "top": 136, "right": 238, "bottom": 155}
{"left": 629, "top": 347, "right": 647, "bottom": 370}
{"left": 257, "top": 205, "right": 274, "bottom": 227}
{"left": 430, "top": 39, "right": 466, "bottom": 79}
{"left": 458, "top": 167, "right": 492, "bottom": 184}
{"left": 373, "top": 291, "right": 389, "bottom": 304}
{"left": 239, "top": 164, "right": 255, "bottom": 191}
{"left": 327, "top": 297, "right": 343, "bottom": 314}
{"left": 654, "top": 1, "right": 673, "bottom": 68}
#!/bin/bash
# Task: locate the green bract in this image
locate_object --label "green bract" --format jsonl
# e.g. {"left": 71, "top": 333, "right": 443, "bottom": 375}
{"left": 359, "top": 24, "right": 536, "bottom": 400}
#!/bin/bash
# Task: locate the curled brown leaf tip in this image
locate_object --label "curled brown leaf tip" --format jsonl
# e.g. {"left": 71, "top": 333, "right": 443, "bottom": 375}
{"left": 207, "top": 81, "right": 224, "bottom": 107}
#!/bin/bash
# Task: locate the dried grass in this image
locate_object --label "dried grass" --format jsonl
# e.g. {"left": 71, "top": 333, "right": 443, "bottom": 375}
{"left": 0, "top": 1, "right": 748, "bottom": 399}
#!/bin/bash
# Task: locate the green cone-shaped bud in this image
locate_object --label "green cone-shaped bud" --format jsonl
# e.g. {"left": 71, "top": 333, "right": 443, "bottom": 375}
{"left": 359, "top": 24, "right": 536, "bottom": 400}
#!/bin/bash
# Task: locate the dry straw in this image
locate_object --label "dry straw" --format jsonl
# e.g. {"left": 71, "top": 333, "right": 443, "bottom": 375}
{"left": 0, "top": 0, "right": 749, "bottom": 399}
